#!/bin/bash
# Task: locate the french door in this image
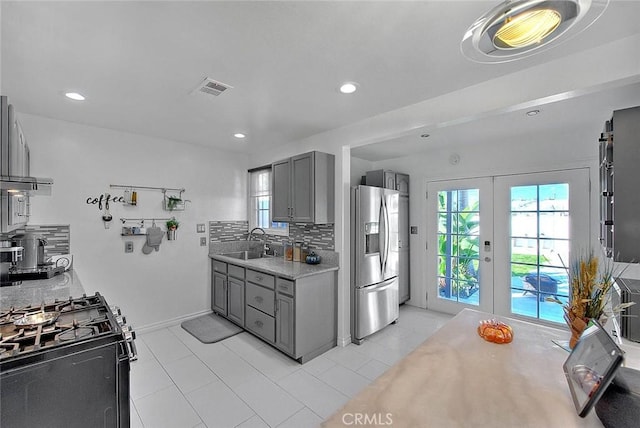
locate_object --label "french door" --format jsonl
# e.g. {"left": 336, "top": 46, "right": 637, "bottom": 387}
{"left": 426, "top": 178, "right": 494, "bottom": 314}
{"left": 427, "top": 169, "right": 590, "bottom": 324}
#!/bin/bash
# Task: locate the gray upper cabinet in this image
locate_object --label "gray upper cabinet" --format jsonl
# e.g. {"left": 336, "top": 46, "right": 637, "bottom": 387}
{"left": 272, "top": 151, "right": 335, "bottom": 223}
{"left": 366, "top": 169, "right": 409, "bottom": 195}
{"left": 272, "top": 159, "right": 291, "bottom": 222}
{"left": 395, "top": 173, "right": 410, "bottom": 195}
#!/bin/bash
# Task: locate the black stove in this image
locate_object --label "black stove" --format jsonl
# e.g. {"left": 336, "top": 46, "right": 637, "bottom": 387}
{"left": 0, "top": 292, "right": 136, "bottom": 427}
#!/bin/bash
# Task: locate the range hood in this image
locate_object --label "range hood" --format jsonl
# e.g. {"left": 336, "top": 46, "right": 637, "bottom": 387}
{"left": 1, "top": 95, "right": 54, "bottom": 196}
{"left": 0, "top": 175, "right": 53, "bottom": 195}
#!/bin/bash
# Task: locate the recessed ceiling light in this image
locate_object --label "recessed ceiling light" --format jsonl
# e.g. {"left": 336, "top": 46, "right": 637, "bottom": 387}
{"left": 65, "top": 92, "right": 85, "bottom": 101}
{"left": 339, "top": 82, "right": 358, "bottom": 94}
{"left": 234, "top": 133, "right": 246, "bottom": 139}
{"left": 526, "top": 109, "right": 540, "bottom": 116}
{"left": 461, "top": 0, "right": 609, "bottom": 63}
{"left": 420, "top": 133, "right": 430, "bottom": 138}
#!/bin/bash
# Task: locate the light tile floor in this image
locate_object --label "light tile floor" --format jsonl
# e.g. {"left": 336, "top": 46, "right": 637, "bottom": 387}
{"left": 130, "top": 305, "right": 452, "bottom": 428}
{"left": 130, "top": 305, "right": 640, "bottom": 428}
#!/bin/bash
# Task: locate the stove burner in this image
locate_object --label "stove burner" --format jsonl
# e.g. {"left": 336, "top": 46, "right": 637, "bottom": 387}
{"left": 56, "top": 326, "right": 98, "bottom": 342}
{"left": 0, "top": 293, "right": 135, "bottom": 362}
{"left": 55, "top": 297, "right": 92, "bottom": 312}
{"left": 0, "top": 307, "right": 30, "bottom": 324}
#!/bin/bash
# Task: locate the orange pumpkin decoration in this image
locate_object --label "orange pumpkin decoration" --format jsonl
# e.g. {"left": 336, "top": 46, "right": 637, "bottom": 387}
{"left": 477, "top": 319, "right": 513, "bottom": 344}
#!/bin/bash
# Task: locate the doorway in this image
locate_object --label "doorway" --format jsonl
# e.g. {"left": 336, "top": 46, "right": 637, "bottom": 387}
{"left": 427, "top": 169, "right": 590, "bottom": 324}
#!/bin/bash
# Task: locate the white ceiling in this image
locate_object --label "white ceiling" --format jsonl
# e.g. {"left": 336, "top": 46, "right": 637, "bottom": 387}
{"left": 2, "top": 1, "right": 640, "bottom": 161}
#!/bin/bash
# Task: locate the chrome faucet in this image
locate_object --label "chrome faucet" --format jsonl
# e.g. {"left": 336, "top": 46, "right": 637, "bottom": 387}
{"left": 248, "top": 227, "right": 266, "bottom": 241}
{"left": 248, "top": 227, "right": 268, "bottom": 254}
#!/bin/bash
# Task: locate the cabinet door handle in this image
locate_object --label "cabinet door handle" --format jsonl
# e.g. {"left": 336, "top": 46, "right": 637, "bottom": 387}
{"left": 255, "top": 275, "right": 263, "bottom": 281}
{"left": 255, "top": 296, "right": 263, "bottom": 303}
{"left": 254, "top": 320, "right": 263, "bottom": 328}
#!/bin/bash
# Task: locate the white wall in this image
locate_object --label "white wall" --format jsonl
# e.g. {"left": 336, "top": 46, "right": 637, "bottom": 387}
{"left": 23, "top": 114, "right": 249, "bottom": 329}
{"left": 364, "top": 126, "right": 600, "bottom": 310}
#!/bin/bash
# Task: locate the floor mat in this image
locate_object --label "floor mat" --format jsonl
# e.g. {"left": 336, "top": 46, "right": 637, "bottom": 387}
{"left": 181, "top": 313, "right": 242, "bottom": 343}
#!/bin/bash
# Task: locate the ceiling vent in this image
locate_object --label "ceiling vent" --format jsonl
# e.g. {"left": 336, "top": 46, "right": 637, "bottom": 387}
{"left": 192, "top": 78, "right": 233, "bottom": 97}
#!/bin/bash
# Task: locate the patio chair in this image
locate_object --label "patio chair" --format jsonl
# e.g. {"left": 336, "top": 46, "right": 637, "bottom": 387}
{"left": 522, "top": 272, "right": 559, "bottom": 302}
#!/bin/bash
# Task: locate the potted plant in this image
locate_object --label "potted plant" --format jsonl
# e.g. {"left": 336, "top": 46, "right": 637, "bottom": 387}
{"left": 166, "top": 196, "right": 183, "bottom": 211}
{"left": 549, "top": 251, "right": 635, "bottom": 348}
{"left": 166, "top": 217, "right": 179, "bottom": 240}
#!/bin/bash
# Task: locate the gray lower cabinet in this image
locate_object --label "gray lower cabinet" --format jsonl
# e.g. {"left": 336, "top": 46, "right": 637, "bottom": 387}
{"left": 245, "top": 269, "right": 276, "bottom": 344}
{"left": 274, "top": 272, "right": 336, "bottom": 363}
{"left": 212, "top": 260, "right": 244, "bottom": 324}
{"left": 210, "top": 257, "right": 337, "bottom": 363}
{"left": 212, "top": 261, "right": 228, "bottom": 316}
{"left": 227, "top": 276, "right": 245, "bottom": 326}
{"left": 275, "top": 290, "right": 295, "bottom": 356}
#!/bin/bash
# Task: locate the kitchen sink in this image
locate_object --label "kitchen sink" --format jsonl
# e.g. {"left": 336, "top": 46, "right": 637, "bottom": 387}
{"left": 219, "top": 251, "right": 270, "bottom": 260}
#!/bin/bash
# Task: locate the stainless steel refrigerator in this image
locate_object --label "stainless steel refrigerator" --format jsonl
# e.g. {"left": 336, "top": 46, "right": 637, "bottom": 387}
{"left": 351, "top": 185, "right": 399, "bottom": 344}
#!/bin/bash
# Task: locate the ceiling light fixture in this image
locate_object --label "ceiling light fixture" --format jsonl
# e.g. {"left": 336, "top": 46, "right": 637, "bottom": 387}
{"left": 339, "top": 82, "right": 358, "bottom": 94}
{"left": 233, "top": 133, "right": 246, "bottom": 139}
{"left": 420, "top": 133, "right": 430, "bottom": 138}
{"left": 526, "top": 109, "right": 540, "bottom": 116}
{"left": 65, "top": 92, "right": 85, "bottom": 101}
{"left": 461, "top": 0, "right": 609, "bottom": 63}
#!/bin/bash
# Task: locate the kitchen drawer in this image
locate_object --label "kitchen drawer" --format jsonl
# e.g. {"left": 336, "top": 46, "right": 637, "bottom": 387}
{"left": 228, "top": 264, "right": 245, "bottom": 280}
{"left": 246, "top": 269, "right": 275, "bottom": 290}
{"left": 212, "top": 260, "right": 227, "bottom": 274}
{"left": 276, "top": 278, "right": 294, "bottom": 297}
{"left": 245, "top": 305, "right": 275, "bottom": 343}
{"left": 246, "top": 282, "right": 275, "bottom": 316}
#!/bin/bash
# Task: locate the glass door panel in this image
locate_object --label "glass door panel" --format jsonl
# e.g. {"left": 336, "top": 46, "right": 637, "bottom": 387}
{"left": 427, "top": 178, "right": 493, "bottom": 314}
{"left": 494, "top": 169, "right": 590, "bottom": 325}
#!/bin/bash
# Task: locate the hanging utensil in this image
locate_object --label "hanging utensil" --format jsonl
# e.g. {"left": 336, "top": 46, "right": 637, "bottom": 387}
{"left": 102, "top": 193, "right": 113, "bottom": 229}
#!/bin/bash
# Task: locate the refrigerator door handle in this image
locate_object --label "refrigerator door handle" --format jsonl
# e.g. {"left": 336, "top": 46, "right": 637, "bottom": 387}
{"left": 381, "top": 194, "right": 390, "bottom": 273}
{"left": 379, "top": 197, "right": 386, "bottom": 272}
{"left": 363, "top": 277, "right": 396, "bottom": 293}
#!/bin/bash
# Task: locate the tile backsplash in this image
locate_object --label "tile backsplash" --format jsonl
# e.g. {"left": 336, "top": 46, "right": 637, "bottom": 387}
{"left": 0, "top": 225, "right": 71, "bottom": 257}
{"left": 209, "top": 220, "right": 335, "bottom": 250}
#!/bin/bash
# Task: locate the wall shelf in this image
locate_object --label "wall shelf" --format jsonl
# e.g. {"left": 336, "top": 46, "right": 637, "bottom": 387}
{"left": 109, "top": 184, "right": 189, "bottom": 210}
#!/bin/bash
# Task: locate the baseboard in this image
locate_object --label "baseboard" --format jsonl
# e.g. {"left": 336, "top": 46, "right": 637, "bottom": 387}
{"left": 337, "top": 335, "right": 351, "bottom": 347}
{"left": 135, "top": 309, "right": 212, "bottom": 335}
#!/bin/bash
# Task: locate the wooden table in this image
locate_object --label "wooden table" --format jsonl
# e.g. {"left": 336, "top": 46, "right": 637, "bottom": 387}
{"left": 323, "top": 308, "right": 603, "bottom": 427}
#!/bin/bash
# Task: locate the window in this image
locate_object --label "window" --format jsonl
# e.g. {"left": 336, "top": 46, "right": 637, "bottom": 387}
{"left": 249, "top": 168, "right": 288, "bottom": 236}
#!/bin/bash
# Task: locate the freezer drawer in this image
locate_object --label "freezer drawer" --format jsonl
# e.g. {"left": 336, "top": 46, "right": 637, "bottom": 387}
{"left": 353, "top": 277, "right": 399, "bottom": 342}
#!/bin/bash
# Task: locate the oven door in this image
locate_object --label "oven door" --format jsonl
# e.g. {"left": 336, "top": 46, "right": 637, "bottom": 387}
{"left": 1, "top": 190, "right": 29, "bottom": 233}
{"left": 1, "top": 342, "right": 129, "bottom": 428}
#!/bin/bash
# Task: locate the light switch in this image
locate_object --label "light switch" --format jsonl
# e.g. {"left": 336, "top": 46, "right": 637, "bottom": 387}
{"left": 200, "top": 237, "right": 207, "bottom": 246}
{"left": 125, "top": 241, "right": 134, "bottom": 253}
{"left": 196, "top": 224, "right": 206, "bottom": 233}
{"left": 410, "top": 226, "right": 418, "bottom": 234}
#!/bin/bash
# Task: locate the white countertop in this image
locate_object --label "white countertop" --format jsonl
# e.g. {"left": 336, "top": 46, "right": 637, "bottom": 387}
{"left": 0, "top": 270, "right": 85, "bottom": 310}
{"left": 210, "top": 253, "right": 339, "bottom": 280}
{"left": 324, "top": 308, "right": 605, "bottom": 428}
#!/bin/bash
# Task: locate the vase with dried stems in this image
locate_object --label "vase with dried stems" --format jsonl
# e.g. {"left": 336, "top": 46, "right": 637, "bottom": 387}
{"left": 550, "top": 251, "right": 635, "bottom": 349}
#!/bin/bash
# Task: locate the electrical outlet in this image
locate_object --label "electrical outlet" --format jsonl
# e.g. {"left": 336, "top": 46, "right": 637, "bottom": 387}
{"left": 200, "top": 237, "right": 207, "bottom": 246}
{"left": 125, "top": 241, "right": 134, "bottom": 253}
{"left": 410, "top": 226, "right": 418, "bottom": 234}
{"left": 196, "top": 223, "right": 206, "bottom": 233}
